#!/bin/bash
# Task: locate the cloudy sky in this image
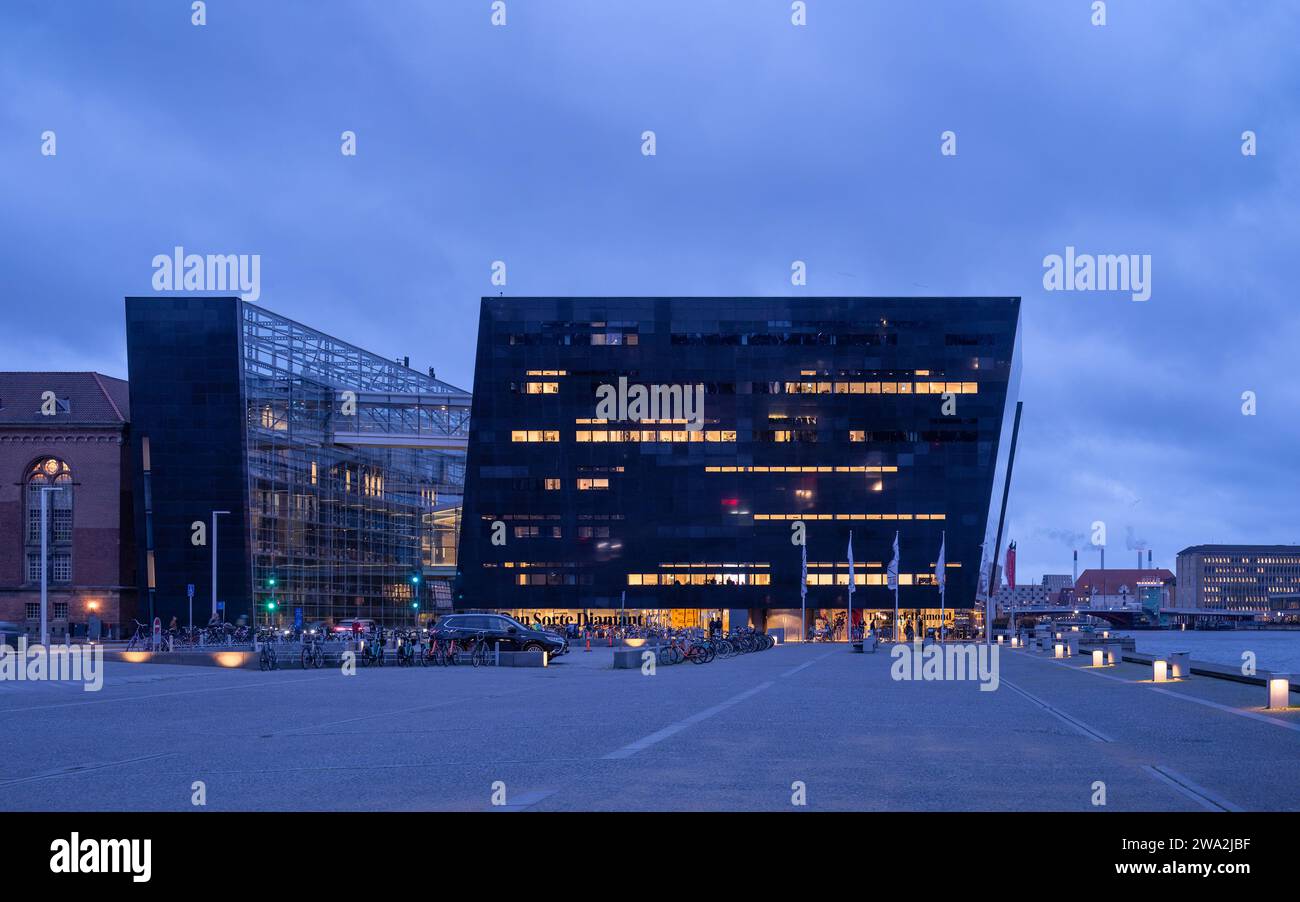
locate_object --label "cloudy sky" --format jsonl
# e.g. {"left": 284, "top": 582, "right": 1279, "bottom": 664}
{"left": 2, "top": 1, "right": 1297, "bottom": 580}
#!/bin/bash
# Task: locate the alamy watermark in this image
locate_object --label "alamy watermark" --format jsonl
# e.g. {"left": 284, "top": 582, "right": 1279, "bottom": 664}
{"left": 1042, "top": 246, "right": 1151, "bottom": 302}
{"left": 595, "top": 376, "right": 705, "bottom": 430}
{"left": 151, "top": 245, "right": 261, "bottom": 301}
{"left": 1, "top": 637, "right": 103, "bottom": 691}
{"left": 890, "top": 641, "right": 999, "bottom": 692}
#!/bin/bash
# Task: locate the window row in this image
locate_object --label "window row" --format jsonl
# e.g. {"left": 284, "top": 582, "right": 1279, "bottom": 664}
{"left": 627, "top": 573, "right": 772, "bottom": 586}
{"left": 575, "top": 430, "right": 736, "bottom": 443}
{"left": 754, "top": 513, "right": 946, "bottom": 521}
{"left": 783, "top": 381, "right": 978, "bottom": 395}
{"left": 705, "top": 465, "right": 899, "bottom": 474}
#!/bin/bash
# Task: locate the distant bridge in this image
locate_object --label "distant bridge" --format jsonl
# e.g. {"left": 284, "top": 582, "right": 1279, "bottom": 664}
{"left": 1002, "top": 605, "right": 1258, "bottom": 628}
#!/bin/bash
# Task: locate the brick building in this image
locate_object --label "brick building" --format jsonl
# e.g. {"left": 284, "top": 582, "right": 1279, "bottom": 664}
{"left": 1075, "top": 567, "right": 1174, "bottom": 609}
{"left": 0, "top": 373, "right": 136, "bottom": 638}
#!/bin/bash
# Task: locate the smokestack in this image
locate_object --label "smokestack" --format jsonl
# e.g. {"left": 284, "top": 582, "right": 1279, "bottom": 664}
{"left": 1148, "top": 549, "right": 1153, "bottom": 569}
{"left": 1137, "top": 551, "right": 1142, "bottom": 570}
{"left": 1073, "top": 549, "right": 1078, "bottom": 585}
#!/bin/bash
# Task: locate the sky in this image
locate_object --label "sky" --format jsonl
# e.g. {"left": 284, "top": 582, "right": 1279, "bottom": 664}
{"left": 2, "top": 0, "right": 1298, "bottom": 581}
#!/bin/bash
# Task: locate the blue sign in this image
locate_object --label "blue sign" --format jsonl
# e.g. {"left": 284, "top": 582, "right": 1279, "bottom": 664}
{"left": 186, "top": 583, "right": 195, "bottom": 598}
{"left": 217, "top": 601, "right": 225, "bottom": 612}
{"left": 294, "top": 607, "right": 303, "bottom": 628}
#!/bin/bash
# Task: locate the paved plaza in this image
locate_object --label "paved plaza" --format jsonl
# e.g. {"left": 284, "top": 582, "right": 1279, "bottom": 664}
{"left": 3, "top": 643, "right": 1298, "bottom": 811}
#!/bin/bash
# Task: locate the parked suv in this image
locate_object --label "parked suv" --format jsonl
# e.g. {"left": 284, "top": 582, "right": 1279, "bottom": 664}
{"left": 432, "top": 614, "right": 567, "bottom": 656}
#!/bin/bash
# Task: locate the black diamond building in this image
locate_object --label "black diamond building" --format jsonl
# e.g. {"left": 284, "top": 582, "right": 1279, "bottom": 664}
{"left": 456, "top": 297, "right": 1021, "bottom": 638}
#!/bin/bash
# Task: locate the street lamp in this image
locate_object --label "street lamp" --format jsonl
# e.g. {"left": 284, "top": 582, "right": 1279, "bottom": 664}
{"left": 211, "top": 510, "right": 230, "bottom": 624}
{"left": 39, "top": 485, "right": 66, "bottom": 647}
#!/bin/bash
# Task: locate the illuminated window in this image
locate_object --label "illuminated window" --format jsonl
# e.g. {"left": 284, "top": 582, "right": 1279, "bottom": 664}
{"left": 544, "top": 478, "right": 561, "bottom": 490}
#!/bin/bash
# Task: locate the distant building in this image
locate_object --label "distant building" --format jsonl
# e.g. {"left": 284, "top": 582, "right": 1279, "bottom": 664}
{"left": 1041, "top": 573, "right": 1072, "bottom": 604}
{"left": 1075, "top": 568, "right": 1173, "bottom": 610}
{"left": 124, "top": 297, "right": 468, "bottom": 629}
{"left": 1175, "top": 545, "right": 1300, "bottom": 614}
{"left": 991, "top": 583, "right": 1049, "bottom": 614}
{"left": 456, "top": 296, "right": 1023, "bottom": 637}
{"left": 0, "top": 372, "right": 136, "bottom": 638}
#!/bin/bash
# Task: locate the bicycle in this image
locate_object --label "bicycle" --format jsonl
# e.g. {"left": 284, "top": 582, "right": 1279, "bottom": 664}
{"left": 300, "top": 634, "right": 324, "bottom": 669}
{"left": 358, "top": 635, "right": 385, "bottom": 667}
{"left": 432, "top": 634, "right": 460, "bottom": 666}
{"left": 467, "top": 631, "right": 493, "bottom": 667}
{"left": 259, "top": 641, "right": 278, "bottom": 671}
{"left": 126, "top": 620, "right": 152, "bottom": 651}
{"left": 396, "top": 630, "right": 418, "bottom": 667}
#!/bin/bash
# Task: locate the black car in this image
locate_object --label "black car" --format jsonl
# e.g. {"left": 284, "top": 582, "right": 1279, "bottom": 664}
{"left": 432, "top": 614, "right": 567, "bottom": 657}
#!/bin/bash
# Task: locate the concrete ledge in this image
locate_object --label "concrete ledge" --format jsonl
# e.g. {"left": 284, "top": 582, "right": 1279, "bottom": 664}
{"left": 613, "top": 646, "right": 659, "bottom": 669}
{"left": 1119, "top": 650, "right": 1298, "bottom": 692}
{"left": 103, "top": 650, "right": 260, "bottom": 669}
{"left": 497, "top": 650, "right": 548, "bottom": 668}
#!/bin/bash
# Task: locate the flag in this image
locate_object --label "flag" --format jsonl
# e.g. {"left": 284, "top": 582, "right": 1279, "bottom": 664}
{"left": 936, "top": 533, "right": 946, "bottom": 590}
{"left": 846, "top": 531, "right": 855, "bottom": 597}
{"left": 800, "top": 543, "right": 807, "bottom": 602}
{"left": 887, "top": 531, "right": 899, "bottom": 591}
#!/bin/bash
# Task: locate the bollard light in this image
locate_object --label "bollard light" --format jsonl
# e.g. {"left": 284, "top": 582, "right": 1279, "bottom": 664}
{"left": 1092, "top": 650, "right": 1104, "bottom": 667}
{"left": 1153, "top": 660, "right": 1168, "bottom": 683}
{"left": 1071, "top": 626, "right": 1079, "bottom": 632}
{"left": 997, "top": 635, "right": 1004, "bottom": 645}
{"left": 1267, "top": 675, "right": 1291, "bottom": 710}
{"left": 1054, "top": 643, "right": 1064, "bottom": 659}
{"left": 1102, "top": 631, "right": 1110, "bottom": 639}
{"left": 1010, "top": 636, "right": 1019, "bottom": 648}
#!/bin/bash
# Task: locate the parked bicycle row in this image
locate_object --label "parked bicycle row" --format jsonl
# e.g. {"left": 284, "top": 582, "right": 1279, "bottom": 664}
{"left": 258, "top": 614, "right": 570, "bottom": 671}
{"left": 654, "top": 628, "right": 777, "bottom": 665}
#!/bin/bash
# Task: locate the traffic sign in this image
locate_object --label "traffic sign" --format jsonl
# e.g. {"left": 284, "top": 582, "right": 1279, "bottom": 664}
{"left": 186, "top": 583, "right": 195, "bottom": 598}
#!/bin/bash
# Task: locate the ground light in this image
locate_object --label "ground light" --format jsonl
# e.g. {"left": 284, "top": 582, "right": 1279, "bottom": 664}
{"left": 1153, "top": 660, "right": 1168, "bottom": 682}
{"left": 1268, "top": 675, "right": 1291, "bottom": 710}
{"left": 1053, "top": 643, "right": 1064, "bottom": 659}
{"left": 1092, "top": 650, "right": 1104, "bottom": 667}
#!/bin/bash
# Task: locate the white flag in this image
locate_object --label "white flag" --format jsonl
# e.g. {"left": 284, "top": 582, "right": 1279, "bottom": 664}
{"left": 887, "top": 531, "right": 899, "bottom": 591}
{"left": 936, "top": 533, "right": 946, "bottom": 590}
{"left": 847, "top": 531, "right": 855, "bottom": 596}
{"left": 800, "top": 542, "right": 807, "bottom": 601}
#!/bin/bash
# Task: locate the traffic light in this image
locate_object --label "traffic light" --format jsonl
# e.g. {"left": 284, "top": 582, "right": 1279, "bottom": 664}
{"left": 410, "top": 571, "right": 421, "bottom": 585}
{"left": 267, "top": 574, "right": 278, "bottom": 588}
{"left": 411, "top": 601, "right": 420, "bottom": 610}
{"left": 266, "top": 599, "right": 278, "bottom": 612}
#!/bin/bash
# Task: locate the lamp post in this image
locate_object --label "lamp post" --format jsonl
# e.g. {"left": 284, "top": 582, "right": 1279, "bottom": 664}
{"left": 211, "top": 510, "right": 230, "bottom": 623}
{"left": 39, "top": 486, "right": 66, "bottom": 647}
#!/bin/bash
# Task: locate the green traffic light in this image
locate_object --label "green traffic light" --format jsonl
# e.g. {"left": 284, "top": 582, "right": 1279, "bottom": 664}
{"left": 411, "top": 602, "right": 419, "bottom": 610}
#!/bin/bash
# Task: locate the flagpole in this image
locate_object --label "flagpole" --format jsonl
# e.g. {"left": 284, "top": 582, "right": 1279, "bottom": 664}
{"left": 891, "top": 530, "right": 900, "bottom": 643}
{"left": 846, "top": 530, "right": 853, "bottom": 644}
{"left": 800, "top": 541, "right": 807, "bottom": 643}
{"left": 939, "top": 530, "right": 946, "bottom": 642}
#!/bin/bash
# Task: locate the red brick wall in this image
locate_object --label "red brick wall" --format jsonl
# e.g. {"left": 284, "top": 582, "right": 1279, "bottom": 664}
{"left": 0, "top": 428, "right": 134, "bottom": 628}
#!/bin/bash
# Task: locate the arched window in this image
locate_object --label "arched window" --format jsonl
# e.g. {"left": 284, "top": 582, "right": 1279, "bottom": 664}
{"left": 24, "top": 457, "right": 73, "bottom": 584}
